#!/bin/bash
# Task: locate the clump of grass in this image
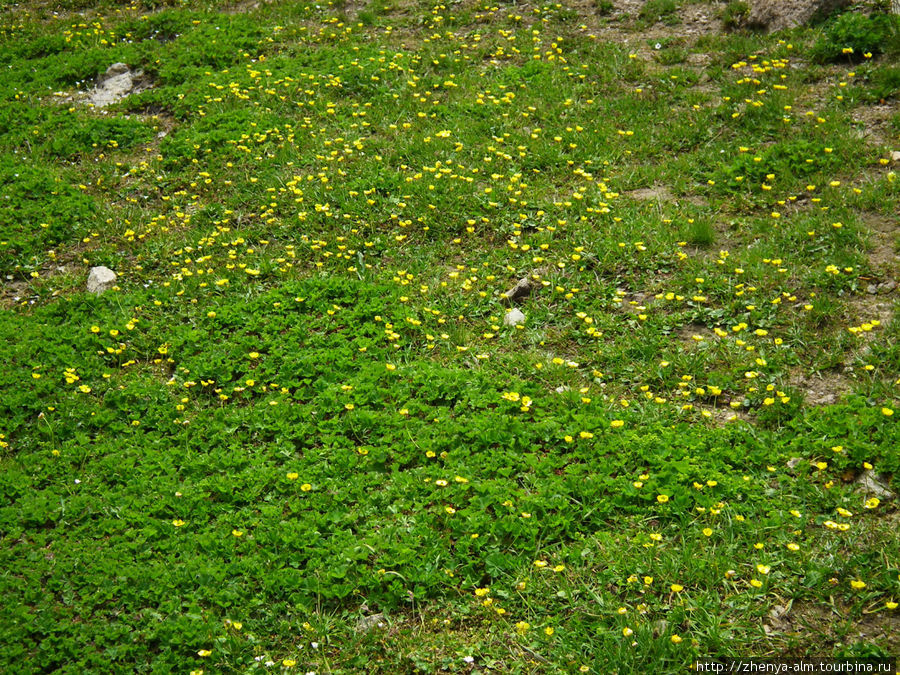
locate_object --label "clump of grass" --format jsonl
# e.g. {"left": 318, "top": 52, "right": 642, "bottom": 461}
{"left": 687, "top": 219, "right": 716, "bottom": 247}
{"left": 595, "top": 0, "right": 614, "bottom": 15}
{"left": 638, "top": 0, "right": 680, "bottom": 26}
{"left": 811, "top": 11, "right": 900, "bottom": 63}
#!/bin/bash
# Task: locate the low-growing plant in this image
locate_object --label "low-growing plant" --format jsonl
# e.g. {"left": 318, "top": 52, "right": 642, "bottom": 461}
{"left": 639, "top": 0, "right": 680, "bottom": 26}
{"left": 720, "top": 1, "right": 750, "bottom": 31}
{"left": 812, "top": 11, "right": 900, "bottom": 63}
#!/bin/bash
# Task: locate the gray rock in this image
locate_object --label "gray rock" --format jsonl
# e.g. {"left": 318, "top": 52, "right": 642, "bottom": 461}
{"left": 503, "top": 308, "right": 526, "bottom": 327}
{"left": 856, "top": 470, "right": 895, "bottom": 499}
{"left": 746, "top": 0, "right": 852, "bottom": 32}
{"left": 502, "top": 277, "right": 533, "bottom": 304}
{"left": 105, "top": 62, "right": 130, "bottom": 77}
{"left": 356, "top": 613, "right": 386, "bottom": 633}
{"left": 892, "top": 151, "right": 900, "bottom": 163}
{"left": 867, "top": 284, "right": 879, "bottom": 295}
{"left": 880, "top": 279, "right": 896, "bottom": 293}
{"left": 87, "top": 266, "right": 117, "bottom": 294}
{"left": 786, "top": 457, "right": 804, "bottom": 470}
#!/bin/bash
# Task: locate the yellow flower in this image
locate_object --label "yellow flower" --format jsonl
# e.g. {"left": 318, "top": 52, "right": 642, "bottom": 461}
{"left": 750, "top": 579, "right": 763, "bottom": 588}
{"left": 610, "top": 420, "right": 624, "bottom": 428}
{"left": 864, "top": 498, "right": 880, "bottom": 509}
{"left": 656, "top": 494, "right": 669, "bottom": 503}
{"left": 670, "top": 584, "right": 684, "bottom": 592}
{"left": 197, "top": 649, "right": 211, "bottom": 657}
{"left": 515, "top": 621, "right": 530, "bottom": 634}
{"left": 756, "top": 564, "right": 770, "bottom": 575}
{"left": 850, "top": 580, "right": 866, "bottom": 590}
{"left": 300, "top": 483, "right": 312, "bottom": 492}
{"left": 286, "top": 472, "right": 298, "bottom": 480}
{"left": 172, "top": 519, "right": 185, "bottom": 527}
{"left": 702, "top": 528, "right": 713, "bottom": 537}
{"left": 475, "top": 587, "right": 490, "bottom": 597}
{"left": 622, "top": 626, "right": 633, "bottom": 637}
{"left": 886, "top": 602, "right": 898, "bottom": 610}
{"left": 283, "top": 659, "right": 296, "bottom": 667}
{"left": 544, "top": 626, "right": 554, "bottom": 636}
{"left": 671, "top": 634, "right": 683, "bottom": 644}
{"left": 882, "top": 407, "right": 894, "bottom": 417}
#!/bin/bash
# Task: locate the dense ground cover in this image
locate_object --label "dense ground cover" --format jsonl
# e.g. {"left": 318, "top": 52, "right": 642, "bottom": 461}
{"left": 1, "top": 0, "right": 899, "bottom": 671}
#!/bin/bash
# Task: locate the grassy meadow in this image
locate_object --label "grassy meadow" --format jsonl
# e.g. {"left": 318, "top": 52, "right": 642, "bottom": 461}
{"left": 1, "top": 0, "right": 899, "bottom": 671}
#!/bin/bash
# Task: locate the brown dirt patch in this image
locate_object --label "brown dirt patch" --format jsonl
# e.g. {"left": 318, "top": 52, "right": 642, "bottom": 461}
{"left": 860, "top": 213, "right": 899, "bottom": 273}
{"left": 675, "top": 323, "right": 717, "bottom": 347}
{"left": 777, "top": 599, "right": 900, "bottom": 656}
{"left": 846, "top": 294, "right": 894, "bottom": 332}
{"left": 790, "top": 368, "right": 852, "bottom": 406}
{"left": 851, "top": 103, "right": 900, "bottom": 149}
{"left": 627, "top": 185, "right": 673, "bottom": 202}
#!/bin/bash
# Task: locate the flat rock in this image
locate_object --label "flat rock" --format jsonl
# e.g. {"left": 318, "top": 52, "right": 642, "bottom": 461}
{"left": 892, "top": 151, "right": 900, "bottom": 163}
{"left": 746, "top": 0, "right": 851, "bottom": 32}
{"left": 88, "top": 63, "right": 150, "bottom": 107}
{"left": 503, "top": 308, "right": 526, "bottom": 327}
{"left": 855, "top": 470, "right": 895, "bottom": 499}
{"left": 87, "top": 266, "right": 117, "bottom": 294}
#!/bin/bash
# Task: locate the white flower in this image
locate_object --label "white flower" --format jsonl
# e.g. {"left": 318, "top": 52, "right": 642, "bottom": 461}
{"left": 463, "top": 656, "right": 475, "bottom": 664}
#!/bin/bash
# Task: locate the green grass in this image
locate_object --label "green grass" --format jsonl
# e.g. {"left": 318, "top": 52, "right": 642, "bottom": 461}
{"left": 0, "top": 0, "right": 899, "bottom": 672}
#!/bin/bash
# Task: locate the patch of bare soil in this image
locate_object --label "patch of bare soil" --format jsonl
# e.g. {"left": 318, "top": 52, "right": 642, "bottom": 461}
{"left": 624, "top": 185, "right": 708, "bottom": 210}
{"left": 626, "top": 185, "right": 674, "bottom": 202}
{"left": 790, "top": 368, "right": 853, "bottom": 406}
{"left": 846, "top": 295, "right": 895, "bottom": 333}
{"left": 860, "top": 213, "right": 899, "bottom": 273}
{"left": 774, "top": 599, "right": 900, "bottom": 656}
{"left": 851, "top": 103, "right": 900, "bottom": 149}
{"left": 675, "top": 323, "right": 717, "bottom": 347}
{"left": 707, "top": 405, "right": 753, "bottom": 427}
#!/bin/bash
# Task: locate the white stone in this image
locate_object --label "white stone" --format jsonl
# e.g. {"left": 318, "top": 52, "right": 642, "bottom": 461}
{"left": 87, "top": 266, "right": 117, "bottom": 294}
{"left": 87, "top": 63, "right": 149, "bottom": 107}
{"left": 503, "top": 308, "right": 526, "bottom": 327}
